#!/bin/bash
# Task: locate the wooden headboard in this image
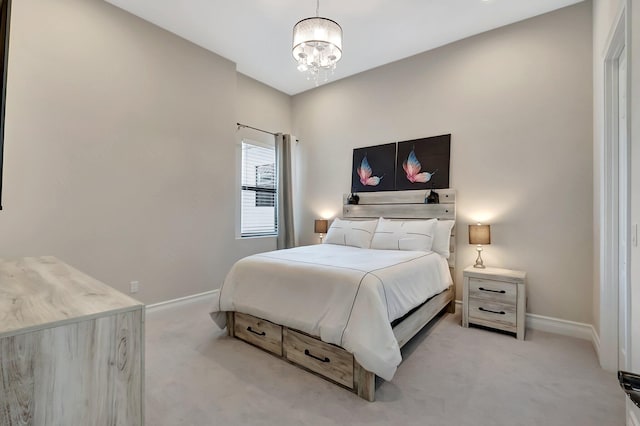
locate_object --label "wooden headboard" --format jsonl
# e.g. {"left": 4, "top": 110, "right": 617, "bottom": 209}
{"left": 342, "top": 189, "right": 457, "bottom": 277}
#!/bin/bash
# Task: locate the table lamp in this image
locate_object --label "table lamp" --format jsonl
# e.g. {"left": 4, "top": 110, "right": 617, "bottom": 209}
{"left": 314, "top": 219, "right": 329, "bottom": 243}
{"left": 469, "top": 223, "right": 491, "bottom": 269}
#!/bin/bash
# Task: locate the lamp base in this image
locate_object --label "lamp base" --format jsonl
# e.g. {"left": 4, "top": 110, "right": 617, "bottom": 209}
{"left": 474, "top": 246, "right": 485, "bottom": 268}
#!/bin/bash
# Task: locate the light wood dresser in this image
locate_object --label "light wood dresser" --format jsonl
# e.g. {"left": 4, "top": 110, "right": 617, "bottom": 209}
{"left": 462, "top": 265, "right": 527, "bottom": 340}
{"left": 0, "top": 256, "right": 145, "bottom": 425}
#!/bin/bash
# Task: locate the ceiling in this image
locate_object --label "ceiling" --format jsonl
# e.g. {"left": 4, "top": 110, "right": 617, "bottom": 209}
{"left": 104, "top": 0, "right": 583, "bottom": 95}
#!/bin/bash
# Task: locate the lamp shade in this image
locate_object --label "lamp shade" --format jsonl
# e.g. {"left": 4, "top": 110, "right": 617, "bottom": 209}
{"left": 314, "top": 219, "right": 329, "bottom": 234}
{"left": 292, "top": 18, "right": 343, "bottom": 63}
{"left": 469, "top": 224, "right": 491, "bottom": 245}
{"left": 292, "top": 17, "right": 342, "bottom": 68}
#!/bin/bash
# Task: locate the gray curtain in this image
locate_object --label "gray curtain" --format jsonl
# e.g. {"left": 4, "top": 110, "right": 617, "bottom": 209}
{"left": 276, "top": 133, "right": 295, "bottom": 249}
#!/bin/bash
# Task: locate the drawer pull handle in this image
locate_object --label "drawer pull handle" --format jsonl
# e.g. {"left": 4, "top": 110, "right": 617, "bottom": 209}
{"left": 304, "top": 349, "right": 330, "bottom": 363}
{"left": 479, "top": 287, "right": 506, "bottom": 294}
{"left": 479, "top": 307, "right": 505, "bottom": 315}
{"left": 247, "top": 326, "right": 266, "bottom": 336}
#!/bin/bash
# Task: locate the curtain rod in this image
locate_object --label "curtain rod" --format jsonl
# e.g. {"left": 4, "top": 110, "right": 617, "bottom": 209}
{"left": 237, "top": 122, "right": 277, "bottom": 136}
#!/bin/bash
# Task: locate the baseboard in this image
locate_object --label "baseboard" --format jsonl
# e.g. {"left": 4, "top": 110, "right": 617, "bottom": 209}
{"left": 455, "top": 300, "right": 596, "bottom": 343}
{"left": 525, "top": 313, "right": 593, "bottom": 341}
{"left": 591, "top": 326, "right": 601, "bottom": 360}
{"left": 150, "top": 295, "right": 596, "bottom": 343}
{"left": 146, "top": 290, "right": 216, "bottom": 312}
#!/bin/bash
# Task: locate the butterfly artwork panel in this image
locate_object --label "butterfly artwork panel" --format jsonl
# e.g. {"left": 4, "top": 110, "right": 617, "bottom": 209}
{"left": 351, "top": 142, "right": 396, "bottom": 193}
{"left": 395, "top": 134, "right": 451, "bottom": 190}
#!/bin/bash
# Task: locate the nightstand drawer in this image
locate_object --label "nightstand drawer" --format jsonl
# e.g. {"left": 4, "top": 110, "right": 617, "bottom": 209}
{"left": 468, "top": 299, "right": 516, "bottom": 332}
{"left": 469, "top": 278, "right": 517, "bottom": 305}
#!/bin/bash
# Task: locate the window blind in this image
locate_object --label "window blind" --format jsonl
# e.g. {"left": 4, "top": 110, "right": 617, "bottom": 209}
{"left": 241, "top": 141, "right": 277, "bottom": 236}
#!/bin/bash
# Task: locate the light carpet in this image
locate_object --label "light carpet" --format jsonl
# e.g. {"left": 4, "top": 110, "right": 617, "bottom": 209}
{"left": 145, "top": 298, "right": 624, "bottom": 425}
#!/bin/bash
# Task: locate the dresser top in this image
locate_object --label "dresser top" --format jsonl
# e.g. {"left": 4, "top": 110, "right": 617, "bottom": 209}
{"left": 463, "top": 265, "right": 527, "bottom": 282}
{"left": 0, "top": 256, "right": 143, "bottom": 338}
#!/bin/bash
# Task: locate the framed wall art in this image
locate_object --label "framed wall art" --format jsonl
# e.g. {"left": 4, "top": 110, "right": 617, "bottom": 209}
{"left": 351, "top": 142, "right": 396, "bottom": 193}
{"left": 395, "top": 134, "right": 451, "bottom": 190}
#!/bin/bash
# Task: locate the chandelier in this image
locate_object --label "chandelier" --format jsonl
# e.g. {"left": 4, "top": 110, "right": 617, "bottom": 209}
{"left": 292, "top": 0, "right": 342, "bottom": 85}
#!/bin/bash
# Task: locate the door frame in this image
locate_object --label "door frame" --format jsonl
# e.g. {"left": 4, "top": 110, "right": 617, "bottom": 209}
{"left": 599, "top": 1, "right": 631, "bottom": 372}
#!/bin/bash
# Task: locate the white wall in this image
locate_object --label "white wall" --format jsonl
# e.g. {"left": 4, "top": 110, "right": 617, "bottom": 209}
{"left": 237, "top": 73, "right": 292, "bottom": 136}
{"left": 292, "top": 3, "right": 593, "bottom": 323}
{"left": 2, "top": 0, "right": 620, "bottom": 336}
{"left": 0, "top": 0, "right": 291, "bottom": 304}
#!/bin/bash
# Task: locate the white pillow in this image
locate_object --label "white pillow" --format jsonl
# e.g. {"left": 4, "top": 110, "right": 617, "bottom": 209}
{"left": 371, "top": 218, "right": 437, "bottom": 251}
{"left": 323, "top": 218, "right": 379, "bottom": 249}
{"left": 432, "top": 220, "right": 455, "bottom": 258}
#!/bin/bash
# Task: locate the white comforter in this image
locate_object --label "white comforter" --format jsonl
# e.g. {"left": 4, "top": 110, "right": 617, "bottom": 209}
{"left": 210, "top": 244, "right": 452, "bottom": 380}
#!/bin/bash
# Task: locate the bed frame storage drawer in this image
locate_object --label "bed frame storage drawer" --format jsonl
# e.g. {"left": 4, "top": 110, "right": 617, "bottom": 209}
{"left": 234, "top": 312, "right": 283, "bottom": 356}
{"left": 468, "top": 299, "right": 516, "bottom": 332}
{"left": 468, "top": 277, "right": 517, "bottom": 305}
{"left": 283, "top": 329, "right": 354, "bottom": 388}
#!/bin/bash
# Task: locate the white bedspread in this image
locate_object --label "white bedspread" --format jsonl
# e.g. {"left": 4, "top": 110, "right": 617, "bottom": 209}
{"left": 210, "top": 244, "right": 452, "bottom": 380}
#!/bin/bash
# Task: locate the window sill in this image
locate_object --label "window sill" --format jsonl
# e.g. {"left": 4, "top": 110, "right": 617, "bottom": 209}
{"left": 237, "top": 234, "right": 277, "bottom": 240}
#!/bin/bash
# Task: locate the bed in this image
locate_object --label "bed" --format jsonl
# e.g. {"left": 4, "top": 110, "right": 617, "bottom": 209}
{"left": 210, "top": 189, "right": 456, "bottom": 401}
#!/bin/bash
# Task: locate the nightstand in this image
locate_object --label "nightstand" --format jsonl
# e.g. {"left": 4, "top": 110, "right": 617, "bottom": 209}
{"left": 462, "top": 266, "right": 527, "bottom": 340}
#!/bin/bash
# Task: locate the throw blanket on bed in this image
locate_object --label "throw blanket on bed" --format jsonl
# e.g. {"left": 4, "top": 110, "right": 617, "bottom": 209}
{"left": 210, "top": 244, "right": 452, "bottom": 380}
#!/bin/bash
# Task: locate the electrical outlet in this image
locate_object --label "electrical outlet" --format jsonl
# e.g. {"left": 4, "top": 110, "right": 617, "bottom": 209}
{"left": 130, "top": 281, "right": 139, "bottom": 294}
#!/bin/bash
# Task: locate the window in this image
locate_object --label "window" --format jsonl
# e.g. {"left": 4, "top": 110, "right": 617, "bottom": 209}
{"left": 255, "top": 164, "right": 275, "bottom": 207}
{"left": 240, "top": 140, "right": 277, "bottom": 236}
